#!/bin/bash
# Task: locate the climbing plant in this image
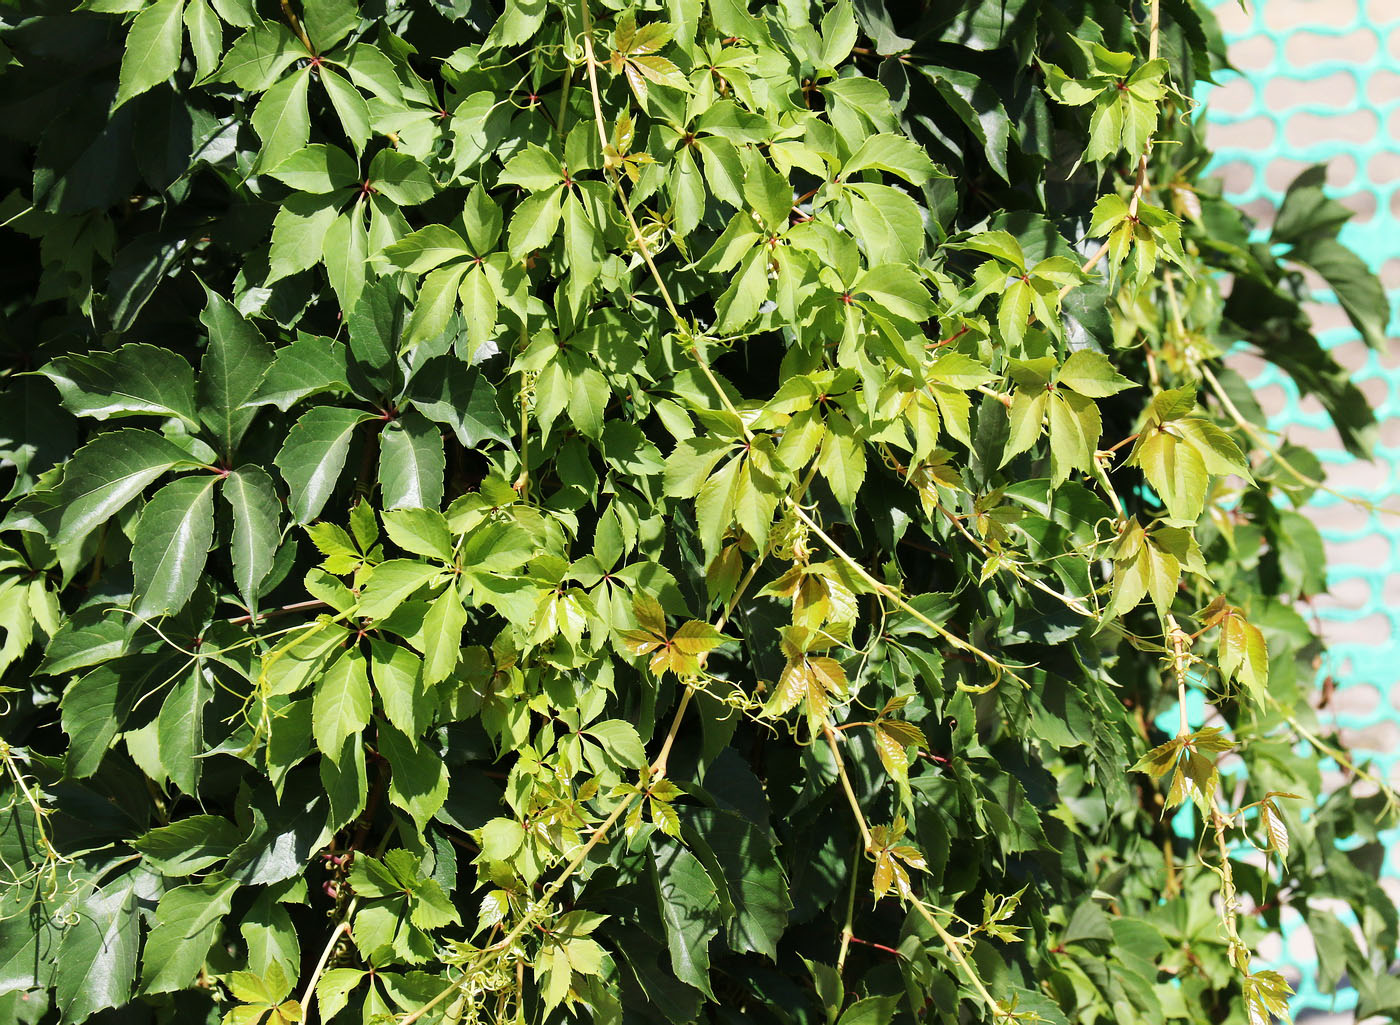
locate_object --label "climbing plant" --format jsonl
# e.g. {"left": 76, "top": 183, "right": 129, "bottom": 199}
{"left": 0, "top": 0, "right": 1397, "bottom": 1023}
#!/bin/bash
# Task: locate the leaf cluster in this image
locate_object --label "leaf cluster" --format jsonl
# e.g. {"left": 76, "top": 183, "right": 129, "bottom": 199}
{"left": 0, "top": 1, "right": 1396, "bottom": 1025}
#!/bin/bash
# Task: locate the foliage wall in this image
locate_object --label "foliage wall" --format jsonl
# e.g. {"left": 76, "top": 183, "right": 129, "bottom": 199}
{"left": 1, "top": 0, "right": 1397, "bottom": 1023}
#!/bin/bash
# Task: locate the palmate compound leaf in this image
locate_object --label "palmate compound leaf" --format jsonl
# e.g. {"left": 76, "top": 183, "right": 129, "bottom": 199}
{"left": 1132, "top": 728, "right": 1231, "bottom": 813}
{"left": 1108, "top": 521, "right": 1206, "bottom": 619}
{"left": 617, "top": 592, "right": 725, "bottom": 677}
{"left": 868, "top": 817, "right": 926, "bottom": 901}
{"left": 1243, "top": 970, "right": 1293, "bottom": 1025}
{"left": 765, "top": 626, "right": 849, "bottom": 732}
{"left": 1126, "top": 387, "right": 1252, "bottom": 522}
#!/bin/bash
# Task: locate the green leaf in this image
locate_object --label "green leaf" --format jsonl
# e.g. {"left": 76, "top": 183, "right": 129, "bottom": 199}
{"left": 323, "top": 200, "right": 370, "bottom": 312}
{"left": 55, "top": 875, "right": 141, "bottom": 1022}
{"left": 266, "top": 144, "right": 359, "bottom": 193}
{"left": 322, "top": 67, "right": 371, "bottom": 154}
{"left": 651, "top": 843, "right": 721, "bottom": 999}
{"left": 322, "top": 732, "right": 368, "bottom": 833}
{"left": 61, "top": 664, "right": 134, "bottom": 778}
{"left": 183, "top": 0, "right": 221, "bottom": 81}
{"left": 459, "top": 264, "right": 499, "bottom": 355}
{"left": 816, "top": 416, "right": 865, "bottom": 508}
{"left": 381, "top": 225, "right": 472, "bottom": 275}
{"left": 382, "top": 507, "right": 453, "bottom": 561}
{"left": 377, "top": 722, "right": 449, "bottom": 833}
{"left": 818, "top": 0, "right": 857, "bottom": 67}
{"left": 252, "top": 67, "right": 312, "bottom": 172}
{"left": 379, "top": 410, "right": 445, "bottom": 510}
{"left": 498, "top": 143, "right": 564, "bottom": 191}
{"left": 131, "top": 474, "right": 218, "bottom": 617}
{"left": 1218, "top": 609, "right": 1268, "bottom": 704}
{"left": 39, "top": 343, "right": 199, "bottom": 427}
{"left": 1288, "top": 235, "right": 1390, "bottom": 351}
{"left": 837, "top": 995, "right": 900, "bottom": 1025}
{"left": 224, "top": 465, "right": 281, "bottom": 611}
{"left": 302, "top": 0, "right": 357, "bottom": 50}
{"left": 115, "top": 0, "right": 184, "bottom": 109}
{"left": 743, "top": 158, "right": 791, "bottom": 229}
{"left": 214, "top": 20, "right": 301, "bottom": 90}
{"left": 268, "top": 193, "right": 339, "bottom": 283}
{"left": 1056, "top": 349, "right": 1132, "bottom": 397}
{"left": 156, "top": 666, "right": 211, "bottom": 794}
{"left": 407, "top": 360, "right": 510, "bottom": 447}
{"left": 132, "top": 815, "right": 244, "bottom": 874}
{"left": 357, "top": 559, "right": 442, "bottom": 619}
{"left": 854, "top": 264, "right": 933, "bottom": 322}
{"left": 312, "top": 649, "right": 372, "bottom": 759}
{"left": 140, "top": 877, "right": 239, "bottom": 994}
{"left": 369, "top": 638, "right": 432, "bottom": 737}
{"left": 403, "top": 262, "right": 468, "bottom": 347}
{"left": 508, "top": 185, "right": 563, "bottom": 258}
{"left": 567, "top": 365, "right": 609, "bottom": 440}
{"left": 1131, "top": 430, "right": 1208, "bottom": 522}
{"left": 684, "top": 808, "right": 791, "bottom": 959}
{"left": 912, "top": 64, "right": 1010, "bottom": 182}
{"left": 251, "top": 333, "right": 350, "bottom": 411}
{"left": 198, "top": 284, "right": 275, "bottom": 455}
{"left": 420, "top": 589, "right": 466, "bottom": 685}
{"left": 842, "top": 133, "right": 937, "bottom": 184}
{"left": 368, "top": 149, "right": 436, "bottom": 206}
{"left": 275, "top": 406, "right": 373, "bottom": 523}
{"left": 481, "top": 817, "right": 524, "bottom": 860}
{"left": 998, "top": 278, "right": 1033, "bottom": 347}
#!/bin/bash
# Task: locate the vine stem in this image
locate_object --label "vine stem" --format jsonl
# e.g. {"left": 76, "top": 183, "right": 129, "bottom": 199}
{"left": 1269, "top": 697, "right": 1400, "bottom": 816}
{"left": 1207, "top": 796, "right": 1249, "bottom": 972}
{"left": 823, "top": 722, "right": 1003, "bottom": 1014}
{"left": 1061, "top": 0, "right": 1160, "bottom": 298}
{"left": 297, "top": 905, "right": 356, "bottom": 1014}
{"left": 846, "top": 934, "right": 902, "bottom": 957}
{"left": 1200, "top": 363, "right": 1400, "bottom": 519}
{"left": 823, "top": 724, "right": 872, "bottom": 850}
{"left": 1168, "top": 616, "right": 1190, "bottom": 738}
{"left": 787, "top": 504, "right": 1013, "bottom": 683}
{"left": 836, "top": 844, "right": 860, "bottom": 970}
{"left": 577, "top": 0, "right": 754, "bottom": 441}
{"left": 280, "top": 0, "right": 315, "bottom": 54}
{"left": 397, "top": 457, "right": 806, "bottom": 1024}
{"left": 909, "top": 900, "right": 1008, "bottom": 1020}
{"left": 226, "top": 598, "right": 329, "bottom": 627}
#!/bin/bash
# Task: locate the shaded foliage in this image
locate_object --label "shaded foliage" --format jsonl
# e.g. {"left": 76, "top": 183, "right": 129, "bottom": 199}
{"left": 0, "top": 0, "right": 1397, "bottom": 1024}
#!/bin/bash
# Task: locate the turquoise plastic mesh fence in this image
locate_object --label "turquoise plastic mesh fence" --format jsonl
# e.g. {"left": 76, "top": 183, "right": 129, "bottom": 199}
{"left": 1200, "top": 0, "right": 1400, "bottom": 1015}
